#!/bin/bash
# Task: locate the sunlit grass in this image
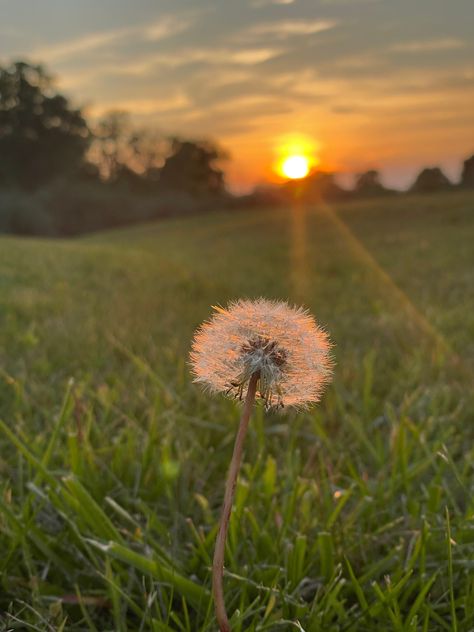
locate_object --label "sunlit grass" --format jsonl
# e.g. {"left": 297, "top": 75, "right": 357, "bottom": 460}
{"left": 0, "top": 191, "right": 473, "bottom": 630}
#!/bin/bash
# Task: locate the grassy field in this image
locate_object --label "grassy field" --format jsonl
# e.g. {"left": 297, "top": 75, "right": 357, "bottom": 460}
{"left": 0, "top": 191, "right": 473, "bottom": 631}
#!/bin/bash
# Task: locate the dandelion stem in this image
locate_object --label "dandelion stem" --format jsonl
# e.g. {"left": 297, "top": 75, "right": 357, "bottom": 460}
{"left": 212, "top": 370, "right": 259, "bottom": 632}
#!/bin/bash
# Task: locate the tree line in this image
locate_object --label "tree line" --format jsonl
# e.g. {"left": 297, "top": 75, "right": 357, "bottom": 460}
{"left": 0, "top": 62, "right": 226, "bottom": 192}
{"left": 0, "top": 61, "right": 473, "bottom": 236}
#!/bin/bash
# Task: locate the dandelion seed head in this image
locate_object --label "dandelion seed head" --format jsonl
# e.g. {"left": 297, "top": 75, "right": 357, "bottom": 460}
{"left": 190, "top": 298, "right": 333, "bottom": 409}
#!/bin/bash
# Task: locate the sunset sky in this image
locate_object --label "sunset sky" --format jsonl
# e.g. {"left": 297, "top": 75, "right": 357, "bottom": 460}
{"left": 1, "top": 0, "right": 473, "bottom": 191}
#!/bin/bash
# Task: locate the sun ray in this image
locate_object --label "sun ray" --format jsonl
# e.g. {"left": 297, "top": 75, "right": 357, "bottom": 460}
{"left": 317, "top": 202, "right": 458, "bottom": 360}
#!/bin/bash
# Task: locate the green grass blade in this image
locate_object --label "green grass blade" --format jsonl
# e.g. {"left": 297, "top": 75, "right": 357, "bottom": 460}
{"left": 87, "top": 539, "right": 210, "bottom": 610}
{"left": 61, "top": 475, "right": 124, "bottom": 543}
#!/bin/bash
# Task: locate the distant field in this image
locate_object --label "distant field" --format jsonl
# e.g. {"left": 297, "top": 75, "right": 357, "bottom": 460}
{"left": 0, "top": 192, "right": 473, "bottom": 630}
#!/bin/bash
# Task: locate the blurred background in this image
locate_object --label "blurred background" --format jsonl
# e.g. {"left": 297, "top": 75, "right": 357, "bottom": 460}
{"left": 0, "top": 0, "right": 473, "bottom": 236}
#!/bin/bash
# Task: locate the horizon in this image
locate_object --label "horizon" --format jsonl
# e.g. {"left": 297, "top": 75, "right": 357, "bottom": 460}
{"left": 1, "top": 0, "right": 473, "bottom": 192}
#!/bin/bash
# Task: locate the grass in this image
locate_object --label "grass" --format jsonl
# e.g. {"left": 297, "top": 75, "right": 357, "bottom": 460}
{"left": 0, "top": 191, "right": 473, "bottom": 631}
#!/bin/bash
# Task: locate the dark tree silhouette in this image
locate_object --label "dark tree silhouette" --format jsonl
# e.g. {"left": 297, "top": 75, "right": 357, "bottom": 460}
{"left": 354, "top": 170, "right": 390, "bottom": 197}
{"left": 91, "top": 110, "right": 131, "bottom": 181}
{"left": 160, "top": 139, "right": 226, "bottom": 195}
{"left": 89, "top": 110, "right": 166, "bottom": 186}
{"left": 130, "top": 128, "right": 166, "bottom": 177}
{"left": 283, "top": 170, "right": 347, "bottom": 201}
{"left": 411, "top": 167, "right": 452, "bottom": 193}
{"left": 461, "top": 154, "right": 474, "bottom": 188}
{"left": 0, "top": 61, "right": 90, "bottom": 189}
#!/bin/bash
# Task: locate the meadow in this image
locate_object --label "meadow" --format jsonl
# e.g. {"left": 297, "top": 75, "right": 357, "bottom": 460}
{"left": 0, "top": 191, "right": 473, "bottom": 631}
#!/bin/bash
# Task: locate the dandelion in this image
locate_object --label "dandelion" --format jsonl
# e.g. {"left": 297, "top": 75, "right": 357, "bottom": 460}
{"left": 190, "top": 298, "right": 333, "bottom": 632}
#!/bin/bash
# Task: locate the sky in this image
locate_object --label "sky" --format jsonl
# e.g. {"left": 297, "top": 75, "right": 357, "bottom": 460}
{"left": 1, "top": 0, "right": 473, "bottom": 191}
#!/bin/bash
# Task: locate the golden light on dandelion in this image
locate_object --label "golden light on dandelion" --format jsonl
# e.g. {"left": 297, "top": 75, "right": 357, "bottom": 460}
{"left": 190, "top": 298, "right": 333, "bottom": 632}
{"left": 191, "top": 299, "right": 332, "bottom": 409}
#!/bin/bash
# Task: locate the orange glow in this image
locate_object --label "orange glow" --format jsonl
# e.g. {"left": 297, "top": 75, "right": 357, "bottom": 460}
{"left": 274, "top": 134, "right": 320, "bottom": 181}
{"left": 281, "top": 155, "right": 310, "bottom": 179}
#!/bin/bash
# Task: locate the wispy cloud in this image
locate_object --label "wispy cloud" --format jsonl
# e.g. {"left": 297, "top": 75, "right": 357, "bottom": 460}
{"left": 248, "top": 19, "right": 337, "bottom": 37}
{"left": 251, "top": 0, "right": 296, "bottom": 7}
{"left": 33, "top": 15, "right": 195, "bottom": 63}
{"left": 144, "top": 15, "right": 195, "bottom": 41}
{"left": 80, "top": 46, "right": 283, "bottom": 77}
{"left": 89, "top": 94, "right": 190, "bottom": 117}
{"left": 33, "top": 29, "right": 131, "bottom": 63}
{"left": 228, "top": 48, "right": 283, "bottom": 64}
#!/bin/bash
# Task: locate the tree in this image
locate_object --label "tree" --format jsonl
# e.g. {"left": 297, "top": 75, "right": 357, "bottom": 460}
{"left": 354, "top": 169, "right": 390, "bottom": 197}
{"left": 411, "top": 167, "right": 452, "bottom": 193}
{"left": 160, "top": 139, "right": 227, "bottom": 195}
{"left": 460, "top": 154, "right": 474, "bottom": 188}
{"left": 90, "top": 110, "right": 131, "bottom": 182}
{"left": 0, "top": 61, "right": 90, "bottom": 189}
{"left": 129, "top": 128, "right": 166, "bottom": 177}
{"left": 283, "top": 170, "right": 348, "bottom": 201}
{"left": 89, "top": 110, "right": 166, "bottom": 186}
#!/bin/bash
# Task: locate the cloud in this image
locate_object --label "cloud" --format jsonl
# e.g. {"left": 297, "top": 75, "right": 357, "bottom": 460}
{"left": 144, "top": 15, "right": 195, "bottom": 41}
{"left": 251, "top": 0, "right": 296, "bottom": 7}
{"left": 61, "top": 46, "right": 284, "bottom": 82}
{"left": 33, "top": 29, "right": 131, "bottom": 63}
{"left": 89, "top": 94, "right": 191, "bottom": 118}
{"left": 227, "top": 48, "right": 283, "bottom": 64}
{"left": 32, "top": 15, "right": 195, "bottom": 63}
{"left": 209, "top": 94, "right": 289, "bottom": 114}
{"left": 248, "top": 19, "right": 337, "bottom": 37}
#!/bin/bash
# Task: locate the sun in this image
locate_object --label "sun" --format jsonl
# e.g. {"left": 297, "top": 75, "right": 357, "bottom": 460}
{"left": 273, "top": 133, "right": 319, "bottom": 180}
{"left": 281, "top": 155, "right": 310, "bottom": 180}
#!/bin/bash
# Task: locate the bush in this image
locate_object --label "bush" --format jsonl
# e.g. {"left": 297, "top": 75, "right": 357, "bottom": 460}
{"left": 0, "top": 190, "right": 57, "bottom": 236}
{"left": 0, "top": 180, "right": 225, "bottom": 237}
